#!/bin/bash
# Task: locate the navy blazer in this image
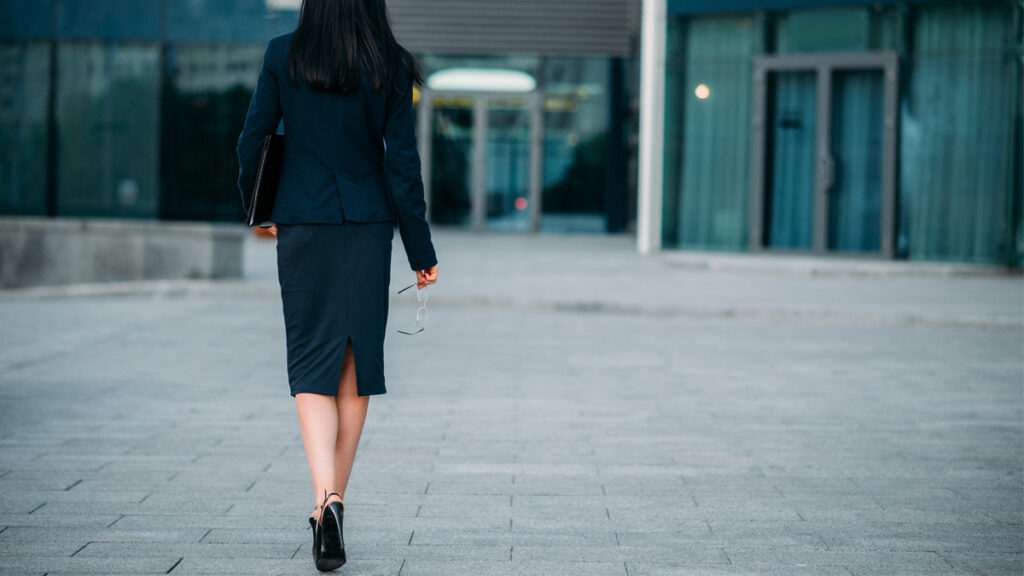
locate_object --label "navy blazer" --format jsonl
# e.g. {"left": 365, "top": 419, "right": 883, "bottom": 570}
{"left": 236, "top": 32, "right": 437, "bottom": 271}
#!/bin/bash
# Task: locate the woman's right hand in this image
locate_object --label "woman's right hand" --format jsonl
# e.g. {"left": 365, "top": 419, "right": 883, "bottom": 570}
{"left": 416, "top": 264, "right": 438, "bottom": 289}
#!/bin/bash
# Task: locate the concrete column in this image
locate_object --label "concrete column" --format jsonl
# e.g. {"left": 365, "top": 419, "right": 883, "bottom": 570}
{"left": 637, "top": 0, "right": 667, "bottom": 255}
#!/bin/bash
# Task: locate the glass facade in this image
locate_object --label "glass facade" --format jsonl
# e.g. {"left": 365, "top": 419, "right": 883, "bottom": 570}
{"left": 541, "top": 57, "right": 617, "bottom": 233}
{"left": 900, "top": 3, "right": 1019, "bottom": 264}
{"left": 0, "top": 42, "right": 49, "bottom": 215}
{"left": 662, "top": 1, "right": 1022, "bottom": 266}
{"left": 0, "top": 0, "right": 301, "bottom": 222}
{"left": 662, "top": 16, "right": 758, "bottom": 250}
{"left": 417, "top": 54, "right": 632, "bottom": 233}
{"left": 162, "top": 44, "right": 265, "bottom": 220}
{"left": 0, "top": 1, "right": 634, "bottom": 234}
{"left": 56, "top": 43, "right": 161, "bottom": 218}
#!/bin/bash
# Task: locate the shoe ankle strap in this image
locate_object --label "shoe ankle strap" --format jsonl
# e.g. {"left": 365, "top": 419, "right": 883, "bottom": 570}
{"left": 319, "top": 489, "right": 343, "bottom": 507}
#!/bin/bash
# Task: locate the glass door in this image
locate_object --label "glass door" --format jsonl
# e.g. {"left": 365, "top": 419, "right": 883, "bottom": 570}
{"left": 485, "top": 97, "right": 532, "bottom": 231}
{"left": 417, "top": 90, "right": 542, "bottom": 232}
{"left": 828, "top": 69, "right": 884, "bottom": 252}
{"left": 765, "top": 71, "right": 816, "bottom": 249}
{"left": 750, "top": 52, "right": 898, "bottom": 257}
{"left": 426, "top": 95, "right": 474, "bottom": 226}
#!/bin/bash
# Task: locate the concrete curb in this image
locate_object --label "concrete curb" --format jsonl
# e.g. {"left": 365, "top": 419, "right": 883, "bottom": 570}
{"left": 2, "top": 278, "right": 1018, "bottom": 331}
{"left": 660, "top": 251, "right": 1021, "bottom": 278}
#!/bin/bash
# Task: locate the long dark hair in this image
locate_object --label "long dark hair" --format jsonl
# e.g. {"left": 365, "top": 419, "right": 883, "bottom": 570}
{"left": 288, "top": 0, "right": 423, "bottom": 94}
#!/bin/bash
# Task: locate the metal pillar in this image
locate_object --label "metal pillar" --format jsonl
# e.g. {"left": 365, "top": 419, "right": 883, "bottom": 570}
{"left": 637, "top": 0, "right": 667, "bottom": 254}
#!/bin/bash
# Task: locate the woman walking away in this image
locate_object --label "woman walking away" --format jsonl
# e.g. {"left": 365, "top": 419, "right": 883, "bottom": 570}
{"left": 235, "top": 0, "right": 439, "bottom": 571}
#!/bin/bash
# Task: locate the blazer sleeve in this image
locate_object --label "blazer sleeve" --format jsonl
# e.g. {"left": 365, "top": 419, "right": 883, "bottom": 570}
{"left": 383, "top": 68, "right": 438, "bottom": 272}
{"left": 236, "top": 39, "right": 283, "bottom": 214}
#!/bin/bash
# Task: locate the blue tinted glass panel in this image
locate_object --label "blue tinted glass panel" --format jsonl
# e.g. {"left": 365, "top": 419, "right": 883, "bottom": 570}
{"left": 56, "top": 0, "right": 160, "bottom": 40}
{"left": 428, "top": 104, "right": 473, "bottom": 226}
{"left": 56, "top": 43, "right": 161, "bottom": 217}
{"left": 829, "top": 70, "right": 883, "bottom": 252}
{"left": 162, "top": 43, "right": 265, "bottom": 221}
{"left": 900, "top": 3, "right": 1016, "bottom": 264}
{"left": 766, "top": 71, "right": 815, "bottom": 250}
{"left": 662, "top": 16, "right": 756, "bottom": 250}
{"left": 541, "top": 57, "right": 610, "bottom": 234}
{"left": 0, "top": 1, "right": 52, "bottom": 38}
{"left": 167, "top": 0, "right": 298, "bottom": 42}
{"left": 0, "top": 42, "right": 50, "bottom": 215}
{"left": 486, "top": 100, "right": 531, "bottom": 232}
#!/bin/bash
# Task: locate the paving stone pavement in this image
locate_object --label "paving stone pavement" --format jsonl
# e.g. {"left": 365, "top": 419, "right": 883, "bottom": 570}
{"left": 0, "top": 229, "right": 1021, "bottom": 575}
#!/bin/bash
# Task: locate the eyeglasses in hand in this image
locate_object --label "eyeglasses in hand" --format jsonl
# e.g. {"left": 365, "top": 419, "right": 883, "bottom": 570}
{"left": 396, "top": 283, "right": 428, "bottom": 335}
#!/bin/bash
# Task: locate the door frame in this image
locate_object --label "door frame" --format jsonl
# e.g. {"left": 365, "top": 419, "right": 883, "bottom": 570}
{"left": 749, "top": 51, "right": 899, "bottom": 257}
{"left": 417, "top": 88, "right": 544, "bottom": 232}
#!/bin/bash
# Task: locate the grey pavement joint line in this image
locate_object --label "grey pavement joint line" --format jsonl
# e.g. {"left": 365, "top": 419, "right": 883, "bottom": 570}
{"left": 166, "top": 557, "right": 183, "bottom": 573}
{"left": 63, "top": 479, "right": 82, "bottom": 491}
{"left": 933, "top": 551, "right": 956, "bottom": 570}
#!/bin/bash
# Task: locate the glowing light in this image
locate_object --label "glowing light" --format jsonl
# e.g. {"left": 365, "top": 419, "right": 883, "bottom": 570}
{"left": 695, "top": 83, "right": 710, "bottom": 100}
{"left": 427, "top": 68, "right": 536, "bottom": 93}
{"left": 514, "top": 197, "right": 529, "bottom": 211}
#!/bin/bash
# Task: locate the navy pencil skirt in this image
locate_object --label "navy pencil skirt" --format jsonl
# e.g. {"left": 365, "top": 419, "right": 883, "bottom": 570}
{"left": 275, "top": 221, "right": 394, "bottom": 397}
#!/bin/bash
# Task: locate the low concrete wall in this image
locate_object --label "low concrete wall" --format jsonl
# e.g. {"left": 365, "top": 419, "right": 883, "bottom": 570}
{"left": 0, "top": 217, "right": 247, "bottom": 288}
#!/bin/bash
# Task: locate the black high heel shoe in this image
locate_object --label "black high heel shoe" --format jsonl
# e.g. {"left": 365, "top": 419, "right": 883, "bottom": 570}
{"left": 309, "top": 489, "right": 346, "bottom": 572}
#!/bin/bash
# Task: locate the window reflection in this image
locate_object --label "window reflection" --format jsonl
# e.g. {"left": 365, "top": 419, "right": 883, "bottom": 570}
{"left": 542, "top": 57, "right": 611, "bottom": 233}
{"left": 167, "top": 0, "right": 298, "bottom": 42}
{"left": 56, "top": 0, "right": 160, "bottom": 40}
{"left": 56, "top": 43, "right": 160, "bottom": 217}
{"left": 662, "top": 16, "right": 756, "bottom": 250}
{"left": 162, "top": 44, "right": 264, "bottom": 221}
{"left": 0, "top": 42, "right": 50, "bottom": 215}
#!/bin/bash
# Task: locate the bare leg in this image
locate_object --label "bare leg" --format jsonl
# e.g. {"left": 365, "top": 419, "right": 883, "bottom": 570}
{"left": 295, "top": 390, "right": 343, "bottom": 519}
{"left": 334, "top": 340, "right": 369, "bottom": 501}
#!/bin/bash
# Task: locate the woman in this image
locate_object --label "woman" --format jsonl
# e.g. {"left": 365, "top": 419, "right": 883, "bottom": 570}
{"left": 236, "top": 0, "right": 438, "bottom": 570}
